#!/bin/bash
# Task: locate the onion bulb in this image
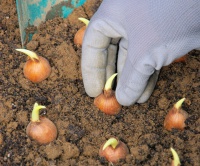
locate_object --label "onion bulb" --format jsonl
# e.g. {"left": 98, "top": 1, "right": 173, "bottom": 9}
{"left": 94, "top": 73, "right": 122, "bottom": 115}
{"left": 16, "top": 49, "right": 51, "bottom": 83}
{"left": 74, "top": 18, "right": 89, "bottom": 45}
{"left": 26, "top": 103, "right": 57, "bottom": 145}
{"left": 173, "top": 54, "right": 187, "bottom": 63}
{"left": 164, "top": 98, "right": 188, "bottom": 131}
{"left": 99, "top": 137, "right": 129, "bottom": 163}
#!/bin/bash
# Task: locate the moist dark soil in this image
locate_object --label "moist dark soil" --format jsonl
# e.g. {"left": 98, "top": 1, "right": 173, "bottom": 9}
{"left": 0, "top": 1, "right": 199, "bottom": 166}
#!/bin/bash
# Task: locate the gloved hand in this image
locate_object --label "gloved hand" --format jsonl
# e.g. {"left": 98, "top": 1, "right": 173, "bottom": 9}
{"left": 81, "top": 0, "right": 200, "bottom": 106}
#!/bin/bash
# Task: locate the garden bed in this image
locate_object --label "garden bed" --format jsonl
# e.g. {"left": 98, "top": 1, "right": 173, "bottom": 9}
{"left": 0, "top": 1, "right": 199, "bottom": 165}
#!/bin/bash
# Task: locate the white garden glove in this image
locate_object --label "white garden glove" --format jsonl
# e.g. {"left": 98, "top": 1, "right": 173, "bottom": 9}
{"left": 81, "top": 0, "right": 200, "bottom": 106}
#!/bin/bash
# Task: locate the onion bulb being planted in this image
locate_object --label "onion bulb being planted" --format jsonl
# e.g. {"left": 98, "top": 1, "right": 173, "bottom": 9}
{"left": 16, "top": 49, "right": 51, "bottom": 83}
{"left": 99, "top": 137, "right": 129, "bottom": 163}
{"left": 164, "top": 98, "right": 188, "bottom": 131}
{"left": 94, "top": 73, "right": 122, "bottom": 115}
{"left": 173, "top": 54, "right": 187, "bottom": 63}
{"left": 170, "top": 148, "right": 181, "bottom": 166}
{"left": 26, "top": 103, "right": 57, "bottom": 145}
{"left": 74, "top": 17, "right": 89, "bottom": 45}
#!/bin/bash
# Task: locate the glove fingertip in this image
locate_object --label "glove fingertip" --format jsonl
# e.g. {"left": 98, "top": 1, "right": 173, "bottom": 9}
{"left": 116, "top": 88, "right": 137, "bottom": 106}
{"left": 85, "top": 87, "right": 103, "bottom": 98}
{"left": 136, "top": 93, "right": 151, "bottom": 104}
{"left": 137, "top": 70, "right": 160, "bottom": 103}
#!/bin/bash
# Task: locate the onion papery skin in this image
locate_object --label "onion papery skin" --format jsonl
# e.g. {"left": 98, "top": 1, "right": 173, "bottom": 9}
{"left": 94, "top": 90, "right": 122, "bottom": 115}
{"left": 164, "top": 107, "right": 188, "bottom": 131}
{"left": 26, "top": 117, "right": 57, "bottom": 145}
{"left": 99, "top": 141, "right": 129, "bottom": 163}
{"left": 23, "top": 56, "right": 51, "bottom": 83}
{"left": 74, "top": 26, "right": 86, "bottom": 45}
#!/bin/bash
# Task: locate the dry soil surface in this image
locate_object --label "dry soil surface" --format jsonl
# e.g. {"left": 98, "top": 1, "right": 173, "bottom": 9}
{"left": 0, "top": 1, "right": 199, "bottom": 166}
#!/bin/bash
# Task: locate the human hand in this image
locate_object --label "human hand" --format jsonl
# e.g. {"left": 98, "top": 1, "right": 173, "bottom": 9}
{"left": 81, "top": 0, "right": 200, "bottom": 106}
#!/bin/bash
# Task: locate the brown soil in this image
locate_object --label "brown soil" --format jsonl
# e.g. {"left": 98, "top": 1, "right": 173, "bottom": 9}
{"left": 0, "top": 1, "right": 199, "bottom": 166}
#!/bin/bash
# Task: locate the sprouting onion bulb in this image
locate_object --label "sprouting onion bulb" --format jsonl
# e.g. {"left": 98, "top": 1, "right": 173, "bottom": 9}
{"left": 170, "top": 148, "right": 181, "bottom": 166}
{"left": 74, "top": 17, "right": 90, "bottom": 45}
{"left": 94, "top": 73, "right": 122, "bottom": 115}
{"left": 16, "top": 49, "right": 51, "bottom": 83}
{"left": 99, "top": 137, "right": 129, "bottom": 163}
{"left": 164, "top": 98, "right": 188, "bottom": 131}
{"left": 26, "top": 103, "right": 57, "bottom": 145}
